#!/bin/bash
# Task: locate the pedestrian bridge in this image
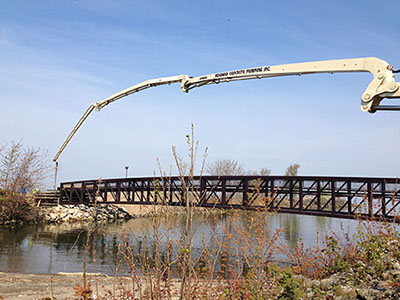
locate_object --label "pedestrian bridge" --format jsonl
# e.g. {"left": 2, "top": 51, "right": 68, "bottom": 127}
{"left": 59, "top": 175, "right": 400, "bottom": 222}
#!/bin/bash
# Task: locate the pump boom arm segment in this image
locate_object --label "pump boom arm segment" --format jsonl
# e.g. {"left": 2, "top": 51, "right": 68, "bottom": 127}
{"left": 53, "top": 75, "right": 189, "bottom": 162}
{"left": 53, "top": 57, "right": 400, "bottom": 162}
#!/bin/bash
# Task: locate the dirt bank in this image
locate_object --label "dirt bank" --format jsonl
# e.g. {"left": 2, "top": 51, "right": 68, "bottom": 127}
{"left": 0, "top": 272, "right": 132, "bottom": 299}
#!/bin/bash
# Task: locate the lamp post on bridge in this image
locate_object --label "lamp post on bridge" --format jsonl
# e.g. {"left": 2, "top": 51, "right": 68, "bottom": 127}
{"left": 125, "top": 166, "right": 129, "bottom": 178}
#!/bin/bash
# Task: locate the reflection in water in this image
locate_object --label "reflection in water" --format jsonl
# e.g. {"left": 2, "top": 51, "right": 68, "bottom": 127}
{"left": 283, "top": 214, "right": 299, "bottom": 248}
{"left": 0, "top": 212, "right": 360, "bottom": 275}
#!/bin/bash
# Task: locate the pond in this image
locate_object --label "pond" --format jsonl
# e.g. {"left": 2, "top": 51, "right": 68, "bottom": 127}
{"left": 0, "top": 211, "right": 365, "bottom": 275}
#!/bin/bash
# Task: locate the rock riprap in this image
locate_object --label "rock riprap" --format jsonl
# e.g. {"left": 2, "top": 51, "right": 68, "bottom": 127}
{"left": 39, "top": 204, "right": 132, "bottom": 223}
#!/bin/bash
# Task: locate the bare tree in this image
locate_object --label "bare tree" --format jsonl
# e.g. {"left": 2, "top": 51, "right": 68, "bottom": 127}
{"left": 249, "top": 167, "right": 272, "bottom": 176}
{"left": 0, "top": 141, "right": 51, "bottom": 192}
{"left": 206, "top": 158, "right": 245, "bottom": 176}
{"left": 285, "top": 163, "right": 300, "bottom": 176}
{"left": 0, "top": 141, "right": 22, "bottom": 191}
{"left": 259, "top": 168, "right": 272, "bottom": 176}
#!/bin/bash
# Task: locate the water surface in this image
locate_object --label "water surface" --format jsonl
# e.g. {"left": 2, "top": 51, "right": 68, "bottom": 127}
{"left": 0, "top": 212, "right": 367, "bottom": 275}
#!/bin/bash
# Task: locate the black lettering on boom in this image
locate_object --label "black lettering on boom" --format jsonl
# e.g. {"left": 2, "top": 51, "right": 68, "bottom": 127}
{"left": 215, "top": 72, "right": 229, "bottom": 78}
{"left": 215, "top": 66, "right": 270, "bottom": 78}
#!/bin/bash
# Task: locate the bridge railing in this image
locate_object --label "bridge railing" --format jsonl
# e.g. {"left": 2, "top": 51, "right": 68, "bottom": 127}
{"left": 59, "top": 175, "right": 400, "bottom": 222}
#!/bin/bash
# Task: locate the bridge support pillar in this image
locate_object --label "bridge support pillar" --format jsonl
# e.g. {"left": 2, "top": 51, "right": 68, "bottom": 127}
{"left": 381, "top": 181, "right": 386, "bottom": 217}
{"left": 81, "top": 182, "right": 85, "bottom": 203}
{"left": 269, "top": 180, "right": 275, "bottom": 211}
{"left": 243, "top": 179, "right": 249, "bottom": 207}
{"left": 116, "top": 181, "right": 121, "bottom": 202}
{"left": 299, "top": 180, "right": 303, "bottom": 212}
{"left": 200, "top": 177, "right": 206, "bottom": 205}
{"left": 316, "top": 180, "right": 321, "bottom": 210}
{"left": 367, "top": 182, "right": 373, "bottom": 217}
{"left": 289, "top": 179, "right": 294, "bottom": 209}
{"left": 331, "top": 181, "right": 336, "bottom": 213}
{"left": 347, "top": 181, "right": 352, "bottom": 214}
{"left": 221, "top": 179, "right": 226, "bottom": 206}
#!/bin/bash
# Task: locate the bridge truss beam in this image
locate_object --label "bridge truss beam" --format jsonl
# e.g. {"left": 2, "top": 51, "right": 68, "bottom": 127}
{"left": 59, "top": 175, "right": 400, "bottom": 222}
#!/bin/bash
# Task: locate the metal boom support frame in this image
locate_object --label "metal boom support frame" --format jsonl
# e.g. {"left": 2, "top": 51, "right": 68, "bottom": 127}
{"left": 53, "top": 57, "right": 400, "bottom": 162}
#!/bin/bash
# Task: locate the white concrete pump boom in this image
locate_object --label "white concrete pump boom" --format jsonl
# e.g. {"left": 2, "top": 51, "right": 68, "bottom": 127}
{"left": 53, "top": 57, "right": 400, "bottom": 162}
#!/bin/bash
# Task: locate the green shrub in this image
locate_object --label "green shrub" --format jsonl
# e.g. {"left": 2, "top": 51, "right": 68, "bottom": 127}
{"left": 276, "top": 267, "right": 305, "bottom": 300}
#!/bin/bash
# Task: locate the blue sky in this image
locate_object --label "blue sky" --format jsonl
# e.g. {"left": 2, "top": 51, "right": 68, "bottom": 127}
{"left": 1, "top": 0, "right": 400, "bottom": 185}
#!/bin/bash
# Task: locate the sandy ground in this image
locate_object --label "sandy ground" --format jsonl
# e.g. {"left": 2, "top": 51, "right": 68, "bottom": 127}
{"left": 115, "top": 204, "right": 217, "bottom": 218}
{"left": 0, "top": 272, "right": 132, "bottom": 300}
{"left": 116, "top": 204, "right": 162, "bottom": 216}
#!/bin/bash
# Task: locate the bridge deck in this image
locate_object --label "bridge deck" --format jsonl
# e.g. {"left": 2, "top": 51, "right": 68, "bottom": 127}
{"left": 59, "top": 175, "right": 400, "bottom": 222}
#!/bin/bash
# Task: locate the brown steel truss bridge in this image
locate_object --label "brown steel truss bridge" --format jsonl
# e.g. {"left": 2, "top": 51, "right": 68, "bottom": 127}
{"left": 59, "top": 175, "right": 400, "bottom": 222}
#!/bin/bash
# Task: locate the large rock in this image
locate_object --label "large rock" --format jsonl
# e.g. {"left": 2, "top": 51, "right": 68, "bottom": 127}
{"left": 39, "top": 204, "right": 133, "bottom": 224}
{"left": 320, "top": 273, "right": 341, "bottom": 289}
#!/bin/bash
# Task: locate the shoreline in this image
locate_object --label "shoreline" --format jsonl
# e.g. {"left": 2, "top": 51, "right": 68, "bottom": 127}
{"left": 0, "top": 203, "right": 228, "bottom": 227}
{"left": 0, "top": 271, "right": 131, "bottom": 300}
{"left": 1, "top": 267, "right": 399, "bottom": 300}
